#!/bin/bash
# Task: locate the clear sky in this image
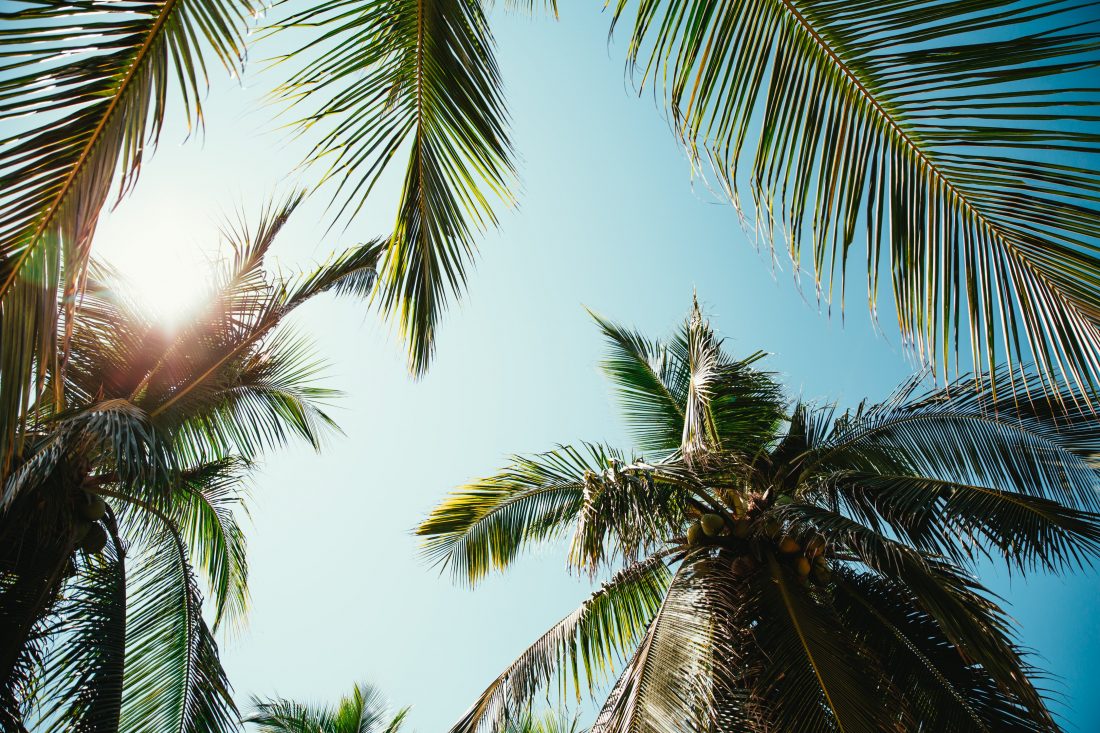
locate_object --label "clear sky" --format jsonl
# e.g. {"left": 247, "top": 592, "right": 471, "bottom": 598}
{"left": 92, "top": 5, "right": 1100, "bottom": 731}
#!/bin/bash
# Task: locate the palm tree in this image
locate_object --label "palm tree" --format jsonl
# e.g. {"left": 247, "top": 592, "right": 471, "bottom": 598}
{"left": 0, "top": 0, "right": 256, "bottom": 471}
{"left": 247, "top": 682, "right": 409, "bottom": 733}
{"left": 417, "top": 298, "right": 1100, "bottom": 733}
{"left": 0, "top": 195, "right": 383, "bottom": 732}
{"left": 248, "top": 684, "right": 579, "bottom": 733}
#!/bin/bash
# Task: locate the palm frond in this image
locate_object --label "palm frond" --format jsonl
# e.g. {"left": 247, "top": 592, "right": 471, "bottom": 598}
{"left": 247, "top": 699, "right": 336, "bottom": 733}
{"left": 117, "top": 523, "right": 238, "bottom": 733}
{"left": 172, "top": 459, "right": 251, "bottom": 634}
{"left": 248, "top": 682, "right": 408, "bottom": 733}
{"left": 0, "top": 0, "right": 253, "bottom": 471}
{"left": 789, "top": 503, "right": 1053, "bottom": 717}
{"left": 272, "top": 0, "right": 515, "bottom": 374}
{"left": 832, "top": 568, "right": 1055, "bottom": 732}
{"left": 35, "top": 519, "right": 127, "bottom": 733}
{"left": 163, "top": 327, "right": 340, "bottom": 463}
{"left": 592, "top": 303, "right": 785, "bottom": 461}
{"left": 609, "top": 0, "right": 1100, "bottom": 401}
{"left": 805, "top": 370, "right": 1100, "bottom": 513}
{"left": 591, "top": 311, "right": 687, "bottom": 456}
{"left": 448, "top": 555, "right": 671, "bottom": 733}
{"left": 591, "top": 562, "right": 729, "bottom": 733}
{"left": 749, "top": 554, "right": 890, "bottom": 732}
{"left": 824, "top": 471, "right": 1100, "bottom": 573}
{"left": 417, "top": 445, "right": 603, "bottom": 584}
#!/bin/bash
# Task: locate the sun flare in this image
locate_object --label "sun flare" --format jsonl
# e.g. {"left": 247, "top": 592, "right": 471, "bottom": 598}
{"left": 93, "top": 201, "right": 218, "bottom": 329}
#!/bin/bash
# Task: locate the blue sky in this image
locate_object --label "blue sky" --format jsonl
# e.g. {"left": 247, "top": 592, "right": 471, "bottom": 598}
{"left": 91, "top": 4, "right": 1100, "bottom": 730}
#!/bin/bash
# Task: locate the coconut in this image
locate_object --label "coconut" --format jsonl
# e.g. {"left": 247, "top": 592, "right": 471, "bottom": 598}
{"left": 81, "top": 523, "right": 108, "bottom": 554}
{"left": 80, "top": 493, "right": 106, "bottom": 521}
{"left": 72, "top": 521, "right": 91, "bottom": 543}
{"left": 778, "top": 537, "right": 801, "bottom": 555}
{"left": 686, "top": 522, "right": 705, "bottom": 547}
{"left": 795, "top": 556, "right": 812, "bottom": 577}
{"left": 700, "top": 513, "right": 724, "bottom": 537}
{"left": 731, "top": 518, "right": 752, "bottom": 539}
{"left": 774, "top": 495, "right": 793, "bottom": 507}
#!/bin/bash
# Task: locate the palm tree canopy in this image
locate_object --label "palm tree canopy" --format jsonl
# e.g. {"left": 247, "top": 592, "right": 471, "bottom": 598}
{"left": 248, "top": 681, "right": 409, "bottom": 733}
{"left": 607, "top": 0, "right": 1100, "bottom": 401}
{"left": 0, "top": 0, "right": 255, "bottom": 473}
{"left": 0, "top": 197, "right": 382, "bottom": 732}
{"left": 419, "top": 298, "right": 1100, "bottom": 733}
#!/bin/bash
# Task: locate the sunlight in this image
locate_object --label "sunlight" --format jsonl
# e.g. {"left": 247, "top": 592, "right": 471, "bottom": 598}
{"left": 116, "top": 250, "right": 214, "bottom": 328}
{"left": 93, "top": 198, "right": 217, "bottom": 329}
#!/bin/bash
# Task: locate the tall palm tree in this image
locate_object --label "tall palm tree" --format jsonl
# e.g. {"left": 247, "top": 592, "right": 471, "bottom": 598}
{"left": 417, "top": 298, "right": 1100, "bottom": 733}
{"left": 0, "top": 0, "right": 256, "bottom": 471}
{"left": 0, "top": 195, "right": 383, "bottom": 732}
{"left": 248, "top": 682, "right": 409, "bottom": 733}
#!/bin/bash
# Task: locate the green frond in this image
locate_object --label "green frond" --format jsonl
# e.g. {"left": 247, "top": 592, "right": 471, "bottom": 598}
{"left": 591, "top": 562, "right": 729, "bottom": 733}
{"left": 417, "top": 445, "right": 598, "bottom": 584}
{"left": 163, "top": 327, "right": 341, "bottom": 463}
{"left": 283, "top": 240, "right": 385, "bottom": 309}
{"left": 0, "top": 0, "right": 253, "bottom": 471}
{"left": 749, "top": 553, "right": 890, "bottom": 732}
{"left": 172, "top": 459, "right": 252, "bottom": 634}
{"left": 609, "top": 0, "right": 1100, "bottom": 402}
{"left": 502, "top": 709, "right": 582, "bottom": 733}
{"left": 35, "top": 524, "right": 127, "bottom": 733}
{"left": 118, "top": 523, "right": 238, "bottom": 733}
{"left": 832, "top": 568, "right": 1055, "bottom": 732}
{"left": 247, "top": 698, "right": 336, "bottom": 733}
{"left": 592, "top": 304, "right": 785, "bottom": 460}
{"left": 825, "top": 472, "right": 1100, "bottom": 573}
{"left": 807, "top": 370, "right": 1100, "bottom": 514}
{"left": 789, "top": 503, "right": 1052, "bottom": 717}
{"left": 272, "top": 0, "right": 516, "bottom": 375}
{"left": 448, "top": 555, "right": 670, "bottom": 733}
{"left": 590, "top": 310, "right": 689, "bottom": 456}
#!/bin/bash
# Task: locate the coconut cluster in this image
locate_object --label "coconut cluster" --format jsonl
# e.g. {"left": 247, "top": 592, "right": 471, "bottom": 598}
{"left": 72, "top": 491, "right": 108, "bottom": 555}
{"left": 681, "top": 488, "right": 833, "bottom": 585}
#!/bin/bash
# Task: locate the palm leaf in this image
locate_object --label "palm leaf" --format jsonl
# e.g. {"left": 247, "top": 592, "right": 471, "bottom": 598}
{"left": 35, "top": 518, "right": 127, "bottom": 733}
{"left": 248, "top": 682, "right": 409, "bottom": 733}
{"left": 754, "top": 554, "right": 891, "bottom": 732}
{"left": 447, "top": 555, "right": 671, "bottom": 733}
{"left": 592, "top": 303, "right": 785, "bottom": 460}
{"left": 117, "top": 521, "right": 238, "bottom": 733}
{"left": 272, "top": 0, "right": 515, "bottom": 375}
{"left": 591, "top": 562, "right": 729, "bottom": 733}
{"left": 805, "top": 370, "right": 1100, "bottom": 513}
{"left": 417, "top": 445, "right": 606, "bottom": 584}
{"left": 172, "top": 459, "right": 251, "bottom": 634}
{"left": 0, "top": 0, "right": 252, "bottom": 471}
{"left": 789, "top": 503, "right": 1054, "bottom": 719}
{"left": 832, "top": 568, "right": 1054, "bottom": 732}
{"left": 609, "top": 0, "right": 1100, "bottom": 400}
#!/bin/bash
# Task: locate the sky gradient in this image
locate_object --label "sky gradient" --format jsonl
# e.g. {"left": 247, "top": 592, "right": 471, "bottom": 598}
{"left": 91, "top": 5, "right": 1100, "bottom": 730}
